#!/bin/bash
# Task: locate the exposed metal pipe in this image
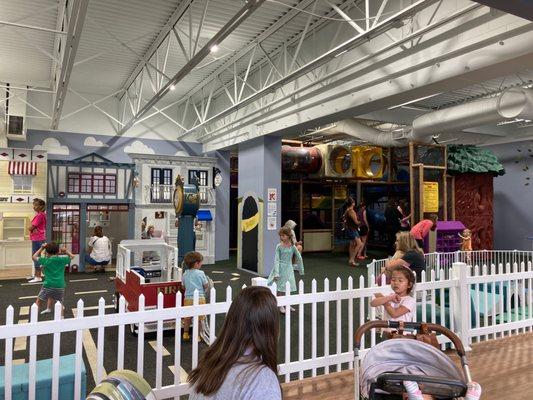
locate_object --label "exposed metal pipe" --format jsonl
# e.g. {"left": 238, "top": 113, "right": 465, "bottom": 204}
{"left": 325, "top": 119, "right": 404, "bottom": 146}
{"left": 411, "top": 87, "right": 533, "bottom": 138}
{"left": 325, "top": 88, "right": 533, "bottom": 146}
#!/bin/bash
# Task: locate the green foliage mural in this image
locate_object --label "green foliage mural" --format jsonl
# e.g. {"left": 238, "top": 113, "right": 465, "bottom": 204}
{"left": 447, "top": 145, "right": 505, "bottom": 176}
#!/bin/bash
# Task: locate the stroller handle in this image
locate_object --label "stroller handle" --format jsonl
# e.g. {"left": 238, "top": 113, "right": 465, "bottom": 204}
{"left": 354, "top": 320, "right": 466, "bottom": 357}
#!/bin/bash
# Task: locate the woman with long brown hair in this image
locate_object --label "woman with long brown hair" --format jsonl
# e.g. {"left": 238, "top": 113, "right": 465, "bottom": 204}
{"left": 187, "top": 286, "right": 281, "bottom": 399}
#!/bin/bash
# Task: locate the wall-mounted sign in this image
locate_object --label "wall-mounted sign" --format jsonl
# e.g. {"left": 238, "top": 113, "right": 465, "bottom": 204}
{"left": 267, "top": 202, "right": 277, "bottom": 217}
{"left": 213, "top": 167, "right": 222, "bottom": 188}
{"left": 267, "top": 188, "right": 277, "bottom": 202}
{"left": 423, "top": 182, "right": 439, "bottom": 213}
{"left": 267, "top": 216, "right": 277, "bottom": 230}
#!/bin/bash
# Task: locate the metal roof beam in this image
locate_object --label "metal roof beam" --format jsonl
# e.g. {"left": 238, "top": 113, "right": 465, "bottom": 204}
{"left": 51, "top": 0, "right": 89, "bottom": 129}
{"left": 177, "top": 0, "right": 317, "bottom": 105}
{"left": 118, "top": 0, "right": 267, "bottom": 136}
{"left": 183, "top": 0, "right": 440, "bottom": 141}
{"left": 118, "top": 0, "right": 195, "bottom": 101}
{"left": 0, "top": 20, "right": 67, "bottom": 35}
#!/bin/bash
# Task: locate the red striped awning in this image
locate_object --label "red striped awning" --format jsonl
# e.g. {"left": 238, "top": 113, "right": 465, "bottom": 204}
{"left": 8, "top": 161, "right": 37, "bottom": 175}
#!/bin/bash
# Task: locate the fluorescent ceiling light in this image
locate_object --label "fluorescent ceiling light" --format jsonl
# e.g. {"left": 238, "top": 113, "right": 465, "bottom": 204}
{"left": 335, "top": 50, "right": 348, "bottom": 58}
{"left": 387, "top": 92, "right": 442, "bottom": 110}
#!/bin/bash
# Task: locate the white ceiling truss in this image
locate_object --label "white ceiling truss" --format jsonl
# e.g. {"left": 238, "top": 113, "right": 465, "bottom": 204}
{"left": 1, "top": 0, "right": 533, "bottom": 149}
{"left": 114, "top": 0, "right": 442, "bottom": 142}
{"left": 183, "top": 0, "right": 443, "bottom": 144}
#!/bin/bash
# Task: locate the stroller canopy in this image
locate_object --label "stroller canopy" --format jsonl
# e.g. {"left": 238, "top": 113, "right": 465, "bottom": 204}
{"left": 360, "top": 339, "right": 466, "bottom": 397}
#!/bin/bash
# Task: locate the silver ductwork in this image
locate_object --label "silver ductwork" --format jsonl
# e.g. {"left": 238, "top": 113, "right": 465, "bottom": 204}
{"left": 324, "top": 119, "right": 405, "bottom": 147}
{"left": 325, "top": 88, "right": 533, "bottom": 146}
{"left": 411, "top": 87, "right": 533, "bottom": 138}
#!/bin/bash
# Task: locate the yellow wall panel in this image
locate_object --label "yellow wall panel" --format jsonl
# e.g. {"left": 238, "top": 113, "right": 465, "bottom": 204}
{"left": 0, "top": 159, "right": 47, "bottom": 240}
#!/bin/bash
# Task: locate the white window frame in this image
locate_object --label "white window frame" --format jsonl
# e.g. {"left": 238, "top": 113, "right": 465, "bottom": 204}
{"left": 12, "top": 175, "right": 33, "bottom": 194}
{"left": 188, "top": 169, "right": 210, "bottom": 204}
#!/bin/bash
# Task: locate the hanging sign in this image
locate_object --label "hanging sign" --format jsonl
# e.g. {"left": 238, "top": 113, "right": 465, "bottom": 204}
{"left": 423, "top": 182, "right": 439, "bottom": 213}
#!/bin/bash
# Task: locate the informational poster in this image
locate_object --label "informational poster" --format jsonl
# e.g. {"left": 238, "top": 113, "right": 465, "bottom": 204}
{"left": 267, "top": 188, "right": 277, "bottom": 202}
{"left": 267, "top": 202, "right": 277, "bottom": 216}
{"left": 423, "top": 182, "right": 439, "bottom": 213}
{"left": 267, "top": 216, "right": 277, "bottom": 230}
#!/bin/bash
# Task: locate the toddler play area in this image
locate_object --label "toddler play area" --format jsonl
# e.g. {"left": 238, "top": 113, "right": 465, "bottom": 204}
{"left": 1, "top": 0, "right": 533, "bottom": 399}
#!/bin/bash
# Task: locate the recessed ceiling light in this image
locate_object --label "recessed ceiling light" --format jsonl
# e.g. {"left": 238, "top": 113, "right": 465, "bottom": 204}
{"left": 170, "top": 85, "right": 175, "bottom": 91}
{"left": 210, "top": 45, "right": 219, "bottom": 53}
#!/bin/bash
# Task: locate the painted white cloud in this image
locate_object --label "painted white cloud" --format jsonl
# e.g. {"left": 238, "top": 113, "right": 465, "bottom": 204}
{"left": 33, "top": 137, "right": 69, "bottom": 155}
{"left": 174, "top": 150, "right": 189, "bottom": 156}
{"left": 84, "top": 136, "right": 108, "bottom": 147}
{"left": 124, "top": 140, "right": 155, "bottom": 154}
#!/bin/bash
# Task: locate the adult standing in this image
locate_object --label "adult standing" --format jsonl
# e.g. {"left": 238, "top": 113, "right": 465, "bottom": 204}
{"left": 384, "top": 199, "right": 401, "bottom": 256}
{"left": 85, "top": 226, "right": 112, "bottom": 272}
{"left": 356, "top": 202, "right": 369, "bottom": 259}
{"left": 28, "top": 198, "right": 47, "bottom": 283}
{"left": 397, "top": 200, "right": 411, "bottom": 231}
{"left": 385, "top": 231, "right": 426, "bottom": 282}
{"left": 410, "top": 214, "right": 438, "bottom": 251}
{"left": 343, "top": 197, "right": 364, "bottom": 267}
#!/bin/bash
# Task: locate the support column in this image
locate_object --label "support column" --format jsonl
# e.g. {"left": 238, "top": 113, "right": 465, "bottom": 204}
{"left": 79, "top": 205, "right": 87, "bottom": 272}
{"left": 238, "top": 136, "right": 281, "bottom": 277}
{"left": 215, "top": 150, "right": 230, "bottom": 262}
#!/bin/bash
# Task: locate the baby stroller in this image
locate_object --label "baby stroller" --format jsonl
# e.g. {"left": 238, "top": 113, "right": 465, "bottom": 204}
{"left": 354, "top": 321, "right": 472, "bottom": 399}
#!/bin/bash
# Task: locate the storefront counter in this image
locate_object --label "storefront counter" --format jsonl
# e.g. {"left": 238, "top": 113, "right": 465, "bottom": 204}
{"left": 0, "top": 239, "right": 32, "bottom": 270}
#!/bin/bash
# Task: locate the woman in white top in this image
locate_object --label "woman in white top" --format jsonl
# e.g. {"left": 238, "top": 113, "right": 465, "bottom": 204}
{"left": 85, "top": 226, "right": 112, "bottom": 272}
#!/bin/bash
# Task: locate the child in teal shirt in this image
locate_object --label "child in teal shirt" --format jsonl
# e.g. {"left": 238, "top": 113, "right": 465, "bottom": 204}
{"left": 182, "top": 251, "right": 209, "bottom": 341}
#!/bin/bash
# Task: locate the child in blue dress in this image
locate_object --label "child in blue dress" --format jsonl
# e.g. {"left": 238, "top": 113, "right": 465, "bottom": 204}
{"left": 267, "top": 226, "right": 304, "bottom": 313}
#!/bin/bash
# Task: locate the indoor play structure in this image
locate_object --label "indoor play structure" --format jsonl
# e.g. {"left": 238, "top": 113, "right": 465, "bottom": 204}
{"left": 130, "top": 153, "right": 217, "bottom": 264}
{"left": 277, "top": 142, "right": 505, "bottom": 253}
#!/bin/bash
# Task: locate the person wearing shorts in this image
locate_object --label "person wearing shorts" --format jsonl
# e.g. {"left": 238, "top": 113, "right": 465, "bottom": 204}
{"left": 181, "top": 251, "right": 209, "bottom": 342}
{"left": 32, "top": 242, "right": 73, "bottom": 315}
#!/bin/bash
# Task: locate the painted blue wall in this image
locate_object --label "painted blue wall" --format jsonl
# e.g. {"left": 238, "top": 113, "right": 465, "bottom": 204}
{"left": 239, "top": 136, "right": 281, "bottom": 276}
{"left": 486, "top": 141, "right": 533, "bottom": 250}
{"left": 9, "top": 129, "right": 202, "bottom": 161}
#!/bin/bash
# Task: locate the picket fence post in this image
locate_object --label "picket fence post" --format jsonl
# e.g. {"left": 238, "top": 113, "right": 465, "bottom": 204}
{"left": 452, "top": 262, "right": 471, "bottom": 350}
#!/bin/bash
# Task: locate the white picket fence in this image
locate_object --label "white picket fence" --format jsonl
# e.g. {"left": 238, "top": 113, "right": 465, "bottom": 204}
{"left": 367, "top": 250, "right": 533, "bottom": 281}
{"left": 1, "top": 257, "right": 532, "bottom": 399}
